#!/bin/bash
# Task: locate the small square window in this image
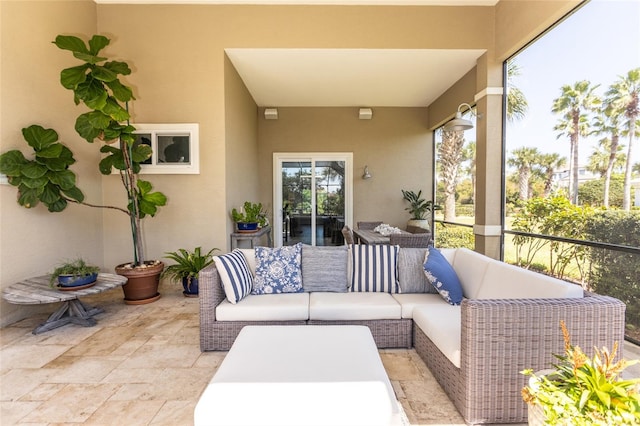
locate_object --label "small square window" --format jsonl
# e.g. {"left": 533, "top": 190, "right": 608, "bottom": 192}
{"left": 132, "top": 123, "right": 199, "bottom": 174}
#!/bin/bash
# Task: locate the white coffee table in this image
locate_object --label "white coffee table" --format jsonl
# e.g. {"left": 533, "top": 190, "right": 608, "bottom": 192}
{"left": 194, "top": 325, "right": 404, "bottom": 426}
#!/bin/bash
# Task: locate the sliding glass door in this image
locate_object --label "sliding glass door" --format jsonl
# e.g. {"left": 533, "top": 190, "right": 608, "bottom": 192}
{"left": 273, "top": 153, "right": 352, "bottom": 247}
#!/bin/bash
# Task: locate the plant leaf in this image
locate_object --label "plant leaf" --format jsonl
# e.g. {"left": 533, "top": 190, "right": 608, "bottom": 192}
{"left": 0, "top": 150, "right": 27, "bottom": 176}
{"left": 105, "top": 78, "right": 134, "bottom": 102}
{"left": 21, "top": 162, "right": 48, "bottom": 179}
{"left": 62, "top": 185, "right": 84, "bottom": 202}
{"left": 53, "top": 35, "right": 89, "bottom": 54}
{"left": 91, "top": 65, "right": 118, "bottom": 83}
{"left": 40, "top": 183, "right": 61, "bottom": 204}
{"left": 22, "top": 125, "right": 58, "bottom": 151}
{"left": 17, "top": 186, "right": 41, "bottom": 208}
{"left": 47, "top": 198, "right": 67, "bottom": 212}
{"left": 75, "top": 113, "right": 104, "bottom": 142}
{"left": 37, "top": 143, "right": 64, "bottom": 159}
{"left": 48, "top": 169, "right": 76, "bottom": 190}
{"left": 88, "top": 35, "right": 110, "bottom": 55}
{"left": 60, "top": 65, "right": 89, "bottom": 89}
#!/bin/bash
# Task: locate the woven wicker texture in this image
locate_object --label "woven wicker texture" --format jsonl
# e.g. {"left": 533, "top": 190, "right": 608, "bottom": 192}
{"left": 341, "top": 226, "right": 355, "bottom": 245}
{"left": 389, "top": 233, "right": 432, "bottom": 247}
{"left": 414, "top": 293, "right": 626, "bottom": 424}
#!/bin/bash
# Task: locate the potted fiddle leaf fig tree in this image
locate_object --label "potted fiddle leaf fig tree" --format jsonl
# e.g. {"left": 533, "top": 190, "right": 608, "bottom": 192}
{"left": 0, "top": 34, "right": 167, "bottom": 305}
{"left": 52, "top": 34, "right": 168, "bottom": 304}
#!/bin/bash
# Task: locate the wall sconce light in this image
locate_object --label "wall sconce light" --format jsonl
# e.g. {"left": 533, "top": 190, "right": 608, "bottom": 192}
{"left": 359, "top": 108, "right": 373, "bottom": 120}
{"left": 362, "top": 165, "right": 372, "bottom": 180}
{"left": 264, "top": 108, "right": 278, "bottom": 120}
{"left": 443, "top": 103, "right": 475, "bottom": 131}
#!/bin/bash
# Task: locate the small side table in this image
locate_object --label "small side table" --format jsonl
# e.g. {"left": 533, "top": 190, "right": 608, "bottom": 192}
{"left": 2, "top": 273, "right": 127, "bottom": 334}
{"left": 230, "top": 225, "right": 272, "bottom": 250}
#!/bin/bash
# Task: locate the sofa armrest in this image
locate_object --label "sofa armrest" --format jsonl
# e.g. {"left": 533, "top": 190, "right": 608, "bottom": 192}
{"left": 458, "top": 293, "right": 625, "bottom": 422}
{"left": 199, "top": 263, "right": 226, "bottom": 324}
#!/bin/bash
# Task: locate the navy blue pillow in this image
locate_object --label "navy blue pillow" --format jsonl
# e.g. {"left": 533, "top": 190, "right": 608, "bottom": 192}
{"left": 423, "top": 247, "right": 463, "bottom": 305}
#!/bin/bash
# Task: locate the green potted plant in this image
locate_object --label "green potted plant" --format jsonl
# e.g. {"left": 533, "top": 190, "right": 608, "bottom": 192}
{"left": 401, "top": 189, "right": 441, "bottom": 230}
{"left": 49, "top": 258, "right": 101, "bottom": 289}
{"left": 0, "top": 34, "right": 167, "bottom": 304}
{"left": 161, "top": 247, "right": 218, "bottom": 297}
{"left": 522, "top": 321, "right": 640, "bottom": 425}
{"left": 231, "top": 201, "right": 268, "bottom": 231}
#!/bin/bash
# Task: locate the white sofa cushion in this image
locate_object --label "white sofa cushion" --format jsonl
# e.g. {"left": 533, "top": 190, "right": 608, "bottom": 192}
{"left": 451, "top": 248, "right": 491, "bottom": 299}
{"left": 391, "top": 293, "right": 447, "bottom": 319}
{"left": 238, "top": 248, "right": 257, "bottom": 274}
{"left": 216, "top": 293, "right": 310, "bottom": 321}
{"left": 477, "top": 260, "right": 584, "bottom": 299}
{"left": 413, "top": 304, "right": 462, "bottom": 368}
{"left": 309, "top": 292, "right": 401, "bottom": 320}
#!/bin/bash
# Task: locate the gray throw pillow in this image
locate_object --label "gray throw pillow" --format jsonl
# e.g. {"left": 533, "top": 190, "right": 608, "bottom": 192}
{"left": 398, "top": 248, "right": 437, "bottom": 293}
{"left": 301, "top": 245, "right": 348, "bottom": 292}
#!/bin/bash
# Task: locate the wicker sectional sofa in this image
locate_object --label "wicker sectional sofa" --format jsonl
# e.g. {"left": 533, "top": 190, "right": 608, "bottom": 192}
{"left": 198, "top": 245, "right": 626, "bottom": 425}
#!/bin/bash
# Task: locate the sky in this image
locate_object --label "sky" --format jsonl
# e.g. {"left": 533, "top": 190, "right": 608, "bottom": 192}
{"left": 505, "top": 0, "right": 640, "bottom": 168}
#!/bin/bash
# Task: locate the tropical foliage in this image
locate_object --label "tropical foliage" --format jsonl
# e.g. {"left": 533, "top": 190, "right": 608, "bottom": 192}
{"left": 162, "top": 247, "right": 218, "bottom": 289}
{"left": 522, "top": 321, "right": 640, "bottom": 426}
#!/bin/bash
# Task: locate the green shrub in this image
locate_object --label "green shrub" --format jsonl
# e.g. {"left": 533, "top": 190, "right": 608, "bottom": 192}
{"left": 435, "top": 222, "right": 474, "bottom": 249}
{"left": 585, "top": 210, "right": 640, "bottom": 332}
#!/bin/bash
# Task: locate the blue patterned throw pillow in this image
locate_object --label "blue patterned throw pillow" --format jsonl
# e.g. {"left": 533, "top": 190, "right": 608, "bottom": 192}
{"left": 350, "top": 244, "right": 400, "bottom": 293}
{"left": 252, "top": 243, "right": 303, "bottom": 294}
{"left": 423, "top": 247, "right": 463, "bottom": 305}
{"left": 213, "top": 249, "right": 253, "bottom": 304}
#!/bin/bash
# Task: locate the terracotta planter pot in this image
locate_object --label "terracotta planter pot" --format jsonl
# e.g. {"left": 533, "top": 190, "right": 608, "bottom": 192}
{"left": 115, "top": 261, "right": 164, "bottom": 305}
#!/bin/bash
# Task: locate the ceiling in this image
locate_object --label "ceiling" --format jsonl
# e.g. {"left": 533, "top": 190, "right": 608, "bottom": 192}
{"left": 226, "top": 48, "right": 486, "bottom": 107}
{"left": 97, "top": 0, "right": 496, "bottom": 107}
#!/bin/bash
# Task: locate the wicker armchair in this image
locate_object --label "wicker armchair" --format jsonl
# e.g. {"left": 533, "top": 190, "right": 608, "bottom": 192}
{"left": 357, "top": 221, "right": 383, "bottom": 230}
{"left": 389, "top": 232, "right": 431, "bottom": 247}
{"left": 341, "top": 225, "right": 355, "bottom": 245}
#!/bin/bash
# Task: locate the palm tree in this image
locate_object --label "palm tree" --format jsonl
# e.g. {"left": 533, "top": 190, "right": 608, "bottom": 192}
{"left": 538, "top": 152, "right": 567, "bottom": 197}
{"left": 606, "top": 68, "right": 640, "bottom": 211}
{"left": 507, "top": 147, "right": 541, "bottom": 201}
{"left": 591, "top": 102, "right": 625, "bottom": 207}
{"left": 552, "top": 80, "right": 601, "bottom": 205}
{"left": 439, "top": 129, "right": 466, "bottom": 221}
{"left": 462, "top": 141, "right": 476, "bottom": 204}
{"left": 506, "top": 60, "right": 529, "bottom": 122}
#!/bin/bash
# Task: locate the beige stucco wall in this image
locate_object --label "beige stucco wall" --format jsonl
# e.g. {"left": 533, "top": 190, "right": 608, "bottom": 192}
{"left": 0, "top": 0, "right": 580, "bottom": 326}
{"left": 0, "top": 0, "right": 101, "bottom": 326}
{"left": 257, "top": 107, "right": 432, "bottom": 231}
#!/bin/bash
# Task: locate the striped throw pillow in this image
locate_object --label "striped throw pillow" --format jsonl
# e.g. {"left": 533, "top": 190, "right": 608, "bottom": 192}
{"left": 350, "top": 244, "right": 400, "bottom": 293}
{"left": 213, "top": 249, "right": 253, "bottom": 304}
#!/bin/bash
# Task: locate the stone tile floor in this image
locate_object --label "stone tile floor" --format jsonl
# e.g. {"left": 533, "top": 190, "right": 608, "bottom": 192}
{"left": 1, "top": 285, "right": 638, "bottom": 425}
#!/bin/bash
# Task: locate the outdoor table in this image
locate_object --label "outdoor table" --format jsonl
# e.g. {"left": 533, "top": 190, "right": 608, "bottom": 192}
{"left": 230, "top": 225, "right": 272, "bottom": 250}
{"left": 353, "top": 228, "right": 410, "bottom": 244}
{"left": 2, "top": 273, "right": 127, "bottom": 334}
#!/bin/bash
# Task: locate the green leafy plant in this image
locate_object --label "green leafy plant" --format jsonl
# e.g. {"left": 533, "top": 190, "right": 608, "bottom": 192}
{"left": 401, "top": 189, "right": 441, "bottom": 220}
{"left": 49, "top": 258, "right": 100, "bottom": 286}
{"left": 0, "top": 125, "right": 84, "bottom": 212}
{"left": 522, "top": 321, "right": 640, "bottom": 425}
{"left": 1, "top": 35, "right": 167, "bottom": 267}
{"left": 231, "top": 201, "right": 268, "bottom": 226}
{"left": 161, "top": 247, "right": 218, "bottom": 290}
{"left": 53, "top": 34, "right": 167, "bottom": 266}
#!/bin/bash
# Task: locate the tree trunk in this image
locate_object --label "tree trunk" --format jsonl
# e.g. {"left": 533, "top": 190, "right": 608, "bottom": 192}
{"left": 603, "top": 133, "right": 619, "bottom": 208}
{"left": 623, "top": 121, "right": 636, "bottom": 211}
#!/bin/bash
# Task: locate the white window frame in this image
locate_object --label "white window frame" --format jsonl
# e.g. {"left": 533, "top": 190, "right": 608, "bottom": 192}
{"left": 273, "top": 152, "right": 353, "bottom": 247}
{"left": 132, "top": 123, "right": 199, "bottom": 174}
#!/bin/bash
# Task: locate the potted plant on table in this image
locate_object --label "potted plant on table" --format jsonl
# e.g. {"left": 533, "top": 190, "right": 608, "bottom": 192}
{"left": 0, "top": 34, "right": 167, "bottom": 305}
{"left": 49, "top": 258, "right": 101, "bottom": 289}
{"left": 231, "top": 201, "right": 268, "bottom": 232}
{"left": 161, "top": 247, "right": 218, "bottom": 297}
{"left": 401, "top": 189, "right": 441, "bottom": 230}
{"left": 521, "top": 321, "right": 640, "bottom": 425}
